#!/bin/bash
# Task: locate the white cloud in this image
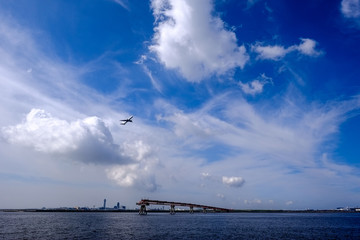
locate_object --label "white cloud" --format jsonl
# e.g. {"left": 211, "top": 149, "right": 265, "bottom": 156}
{"left": 2, "top": 109, "right": 160, "bottom": 192}
{"left": 106, "top": 164, "right": 138, "bottom": 187}
{"left": 285, "top": 200, "right": 293, "bottom": 206}
{"left": 239, "top": 73, "right": 273, "bottom": 95}
{"left": 222, "top": 176, "right": 245, "bottom": 188}
{"left": 341, "top": 0, "right": 360, "bottom": 28}
{"left": 165, "top": 98, "right": 306, "bottom": 166}
{"left": 296, "top": 38, "right": 322, "bottom": 57}
{"left": 2, "top": 109, "right": 127, "bottom": 165}
{"left": 200, "top": 172, "right": 246, "bottom": 189}
{"left": 106, "top": 164, "right": 158, "bottom": 192}
{"left": 341, "top": 0, "right": 360, "bottom": 18}
{"left": 113, "top": 0, "right": 130, "bottom": 11}
{"left": 106, "top": 140, "right": 160, "bottom": 192}
{"left": 239, "top": 80, "right": 265, "bottom": 95}
{"left": 150, "top": 0, "right": 249, "bottom": 82}
{"left": 135, "top": 55, "right": 163, "bottom": 93}
{"left": 253, "top": 45, "right": 289, "bottom": 60}
{"left": 252, "top": 38, "right": 322, "bottom": 60}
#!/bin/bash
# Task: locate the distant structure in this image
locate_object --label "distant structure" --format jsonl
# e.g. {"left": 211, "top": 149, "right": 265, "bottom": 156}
{"left": 100, "top": 198, "right": 124, "bottom": 210}
{"left": 136, "top": 199, "right": 230, "bottom": 215}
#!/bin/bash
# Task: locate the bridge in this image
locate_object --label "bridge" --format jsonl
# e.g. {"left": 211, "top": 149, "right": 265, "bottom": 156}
{"left": 136, "top": 199, "right": 231, "bottom": 215}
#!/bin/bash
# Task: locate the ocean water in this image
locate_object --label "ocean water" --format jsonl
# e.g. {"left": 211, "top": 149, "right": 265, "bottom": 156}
{"left": 1, "top": 212, "right": 359, "bottom": 239}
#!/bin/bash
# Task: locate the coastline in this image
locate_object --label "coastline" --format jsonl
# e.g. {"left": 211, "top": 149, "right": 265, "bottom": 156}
{"left": 1, "top": 209, "right": 359, "bottom": 213}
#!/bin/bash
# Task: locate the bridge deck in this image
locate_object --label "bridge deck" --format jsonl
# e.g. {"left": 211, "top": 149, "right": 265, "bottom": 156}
{"left": 136, "top": 199, "right": 230, "bottom": 212}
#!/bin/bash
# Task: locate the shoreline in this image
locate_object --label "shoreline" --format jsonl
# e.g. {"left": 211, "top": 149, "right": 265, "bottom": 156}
{"left": 1, "top": 209, "right": 359, "bottom": 213}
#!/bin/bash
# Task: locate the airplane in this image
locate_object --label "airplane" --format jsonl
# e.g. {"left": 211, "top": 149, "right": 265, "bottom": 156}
{"left": 120, "top": 115, "right": 133, "bottom": 125}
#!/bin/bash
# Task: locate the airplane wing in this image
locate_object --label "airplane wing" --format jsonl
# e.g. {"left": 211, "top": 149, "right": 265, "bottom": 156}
{"left": 121, "top": 116, "right": 133, "bottom": 121}
{"left": 120, "top": 116, "right": 133, "bottom": 125}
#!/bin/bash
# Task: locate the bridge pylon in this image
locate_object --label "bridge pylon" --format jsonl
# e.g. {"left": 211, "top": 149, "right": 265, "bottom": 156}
{"left": 170, "top": 204, "right": 175, "bottom": 215}
{"left": 139, "top": 204, "right": 147, "bottom": 215}
{"left": 190, "top": 206, "right": 194, "bottom": 214}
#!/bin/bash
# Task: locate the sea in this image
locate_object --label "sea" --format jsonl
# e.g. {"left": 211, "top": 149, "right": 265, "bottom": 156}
{"left": 1, "top": 211, "right": 360, "bottom": 239}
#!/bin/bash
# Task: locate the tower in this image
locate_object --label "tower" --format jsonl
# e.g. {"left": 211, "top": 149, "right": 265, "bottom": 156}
{"left": 103, "top": 199, "right": 106, "bottom": 209}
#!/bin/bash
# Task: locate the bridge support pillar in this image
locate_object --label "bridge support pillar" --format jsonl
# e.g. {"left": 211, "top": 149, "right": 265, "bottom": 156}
{"left": 139, "top": 204, "right": 147, "bottom": 215}
{"left": 189, "top": 206, "right": 194, "bottom": 214}
{"left": 170, "top": 204, "right": 175, "bottom": 215}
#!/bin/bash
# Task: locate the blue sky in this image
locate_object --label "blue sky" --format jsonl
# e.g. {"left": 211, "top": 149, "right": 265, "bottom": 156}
{"left": 0, "top": 0, "right": 359, "bottom": 210}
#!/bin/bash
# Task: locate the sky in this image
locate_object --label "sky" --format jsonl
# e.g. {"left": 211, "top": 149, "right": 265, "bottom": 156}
{"left": 0, "top": 0, "right": 359, "bottom": 210}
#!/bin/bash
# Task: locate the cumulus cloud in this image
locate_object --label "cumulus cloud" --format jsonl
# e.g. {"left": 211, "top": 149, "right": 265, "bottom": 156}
{"left": 200, "top": 172, "right": 245, "bottom": 189}
{"left": 106, "top": 164, "right": 158, "bottom": 192}
{"left": 106, "top": 140, "right": 160, "bottom": 191}
{"left": 107, "top": 164, "right": 139, "bottom": 187}
{"left": 252, "top": 38, "right": 322, "bottom": 60}
{"left": 296, "top": 38, "right": 322, "bottom": 56}
{"left": 341, "top": 0, "right": 360, "bottom": 18}
{"left": 341, "top": 0, "right": 360, "bottom": 27}
{"left": 239, "top": 80, "right": 265, "bottom": 95}
{"left": 150, "top": 0, "right": 249, "bottom": 82}
{"left": 222, "top": 176, "right": 245, "bottom": 188}
{"left": 2, "top": 109, "right": 127, "bottom": 164}
{"left": 239, "top": 73, "right": 273, "bottom": 96}
{"left": 252, "top": 45, "right": 289, "bottom": 60}
{"left": 2, "top": 109, "right": 159, "bottom": 191}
